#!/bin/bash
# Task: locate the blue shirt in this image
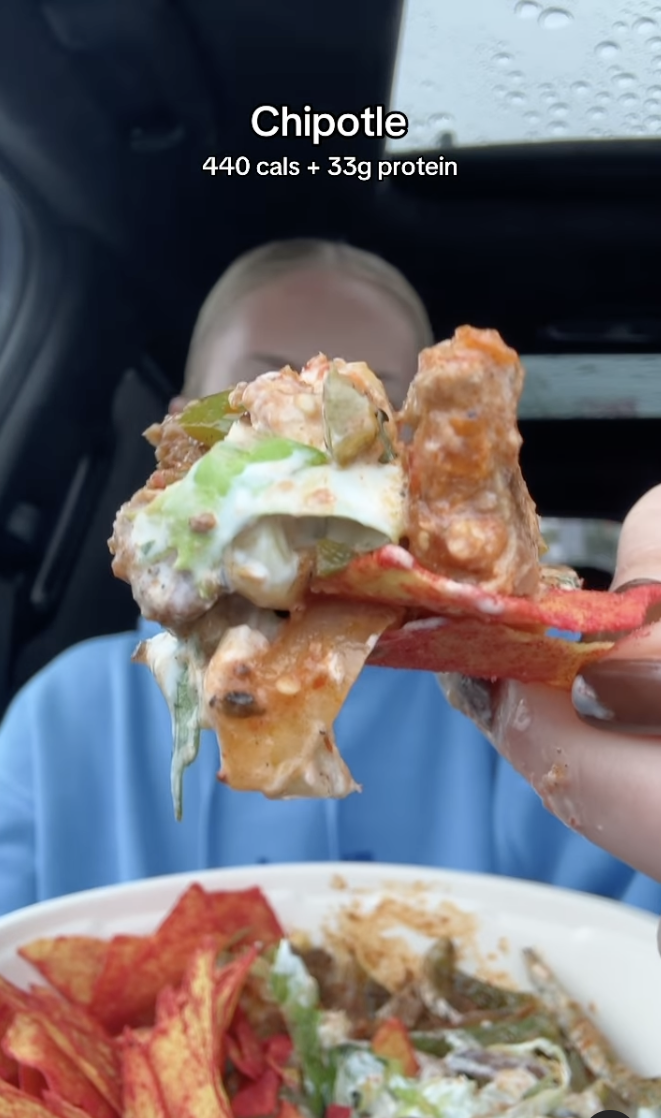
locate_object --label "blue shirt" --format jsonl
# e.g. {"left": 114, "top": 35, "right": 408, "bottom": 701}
{"left": 0, "top": 620, "right": 659, "bottom": 917}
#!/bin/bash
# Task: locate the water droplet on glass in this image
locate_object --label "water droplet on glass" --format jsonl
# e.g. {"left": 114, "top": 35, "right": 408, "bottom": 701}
{"left": 494, "top": 51, "right": 512, "bottom": 67}
{"left": 587, "top": 106, "right": 606, "bottom": 121}
{"left": 541, "top": 87, "right": 557, "bottom": 103}
{"left": 508, "top": 70, "right": 525, "bottom": 84}
{"left": 549, "top": 119, "right": 568, "bottom": 135}
{"left": 634, "top": 17, "right": 657, "bottom": 35}
{"left": 645, "top": 114, "right": 661, "bottom": 130}
{"left": 648, "top": 83, "right": 661, "bottom": 95}
{"left": 613, "top": 72, "right": 636, "bottom": 88}
{"left": 572, "top": 80, "right": 590, "bottom": 96}
{"left": 524, "top": 110, "right": 541, "bottom": 123}
{"left": 506, "top": 90, "right": 526, "bottom": 106}
{"left": 515, "top": 0, "right": 541, "bottom": 17}
{"left": 624, "top": 111, "right": 641, "bottom": 127}
{"left": 652, "top": 55, "right": 661, "bottom": 70}
{"left": 429, "top": 112, "right": 454, "bottom": 127}
{"left": 612, "top": 20, "right": 628, "bottom": 34}
{"left": 550, "top": 101, "right": 569, "bottom": 116}
{"left": 596, "top": 90, "right": 611, "bottom": 104}
{"left": 494, "top": 84, "right": 508, "bottom": 97}
{"left": 539, "top": 7, "right": 573, "bottom": 30}
{"left": 595, "top": 40, "right": 620, "bottom": 60}
{"left": 588, "top": 126, "right": 605, "bottom": 137}
{"left": 644, "top": 96, "right": 661, "bottom": 109}
{"left": 619, "top": 91, "right": 639, "bottom": 106}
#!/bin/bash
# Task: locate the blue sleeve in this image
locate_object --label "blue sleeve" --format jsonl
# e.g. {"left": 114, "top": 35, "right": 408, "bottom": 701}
{"left": 0, "top": 686, "right": 38, "bottom": 915}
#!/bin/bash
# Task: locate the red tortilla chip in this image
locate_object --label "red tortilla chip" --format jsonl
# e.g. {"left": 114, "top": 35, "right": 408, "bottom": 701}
{"left": 262, "top": 1035, "right": 296, "bottom": 1088}
{"left": 23, "top": 988, "right": 121, "bottom": 1115}
{"left": 176, "top": 940, "right": 223, "bottom": 1090}
{"left": 314, "top": 544, "right": 661, "bottom": 633}
{"left": 44, "top": 1093, "right": 100, "bottom": 1118}
{"left": 369, "top": 615, "right": 611, "bottom": 688}
{"left": 0, "top": 978, "right": 32, "bottom": 1019}
{"left": 17, "top": 1067, "right": 45, "bottom": 1098}
{"left": 263, "top": 1035, "right": 292, "bottom": 1069}
{"left": 205, "top": 889, "right": 283, "bottom": 946}
{"left": 90, "top": 885, "right": 280, "bottom": 1034}
{"left": 227, "top": 1010, "right": 266, "bottom": 1080}
{"left": 121, "top": 943, "right": 255, "bottom": 1118}
{"left": 215, "top": 950, "right": 260, "bottom": 1035}
{"left": 18, "top": 939, "right": 108, "bottom": 1009}
{"left": 0, "top": 1001, "right": 19, "bottom": 1086}
{"left": 121, "top": 945, "right": 257, "bottom": 1118}
{"left": 0, "top": 1078, "right": 57, "bottom": 1116}
{"left": 230, "top": 1068, "right": 279, "bottom": 1118}
{"left": 121, "top": 1032, "right": 169, "bottom": 1118}
{"left": 2, "top": 1013, "right": 116, "bottom": 1118}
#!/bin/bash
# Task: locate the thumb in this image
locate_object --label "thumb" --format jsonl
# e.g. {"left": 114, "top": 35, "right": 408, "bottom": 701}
{"left": 571, "top": 483, "right": 661, "bottom": 733}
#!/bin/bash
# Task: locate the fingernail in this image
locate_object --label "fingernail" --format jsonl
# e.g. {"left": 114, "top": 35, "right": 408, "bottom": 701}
{"left": 581, "top": 578, "right": 661, "bottom": 643}
{"left": 437, "top": 673, "right": 502, "bottom": 739}
{"left": 572, "top": 659, "right": 661, "bottom": 735}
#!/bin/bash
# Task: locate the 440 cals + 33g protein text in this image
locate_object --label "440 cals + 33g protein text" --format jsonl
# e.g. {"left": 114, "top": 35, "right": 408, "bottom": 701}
{"left": 202, "top": 156, "right": 458, "bottom": 182}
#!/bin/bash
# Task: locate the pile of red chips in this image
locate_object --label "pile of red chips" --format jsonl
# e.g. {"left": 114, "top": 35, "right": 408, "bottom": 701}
{"left": 0, "top": 885, "right": 307, "bottom": 1118}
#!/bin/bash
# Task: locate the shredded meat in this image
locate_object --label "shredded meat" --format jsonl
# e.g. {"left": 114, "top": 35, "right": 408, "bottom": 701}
{"left": 399, "top": 326, "right": 541, "bottom": 596}
{"left": 144, "top": 412, "right": 208, "bottom": 488}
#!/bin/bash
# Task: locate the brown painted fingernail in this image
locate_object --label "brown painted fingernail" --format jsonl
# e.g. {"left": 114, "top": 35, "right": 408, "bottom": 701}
{"left": 615, "top": 577, "right": 661, "bottom": 592}
{"left": 572, "top": 659, "right": 661, "bottom": 735}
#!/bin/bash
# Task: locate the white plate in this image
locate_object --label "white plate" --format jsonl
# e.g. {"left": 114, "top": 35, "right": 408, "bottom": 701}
{"left": 0, "top": 863, "right": 659, "bottom": 1075}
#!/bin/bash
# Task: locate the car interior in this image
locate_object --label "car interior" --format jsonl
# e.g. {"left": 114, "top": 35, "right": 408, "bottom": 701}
{"left": 0, "top": 0, "right": 659, "bottom": 720}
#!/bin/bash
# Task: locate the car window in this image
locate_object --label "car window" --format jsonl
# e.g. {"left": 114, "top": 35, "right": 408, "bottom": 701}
{"left": 519, "top": 353, "right": 661, "bottom": 417}
{"left": 388, "top": 0, "right": 661, "bottom": 149}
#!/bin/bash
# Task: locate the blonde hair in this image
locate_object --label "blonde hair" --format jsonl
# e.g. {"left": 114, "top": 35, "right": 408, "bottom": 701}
{"left": 182, "top": 238, "right": 433, "bottom": 398}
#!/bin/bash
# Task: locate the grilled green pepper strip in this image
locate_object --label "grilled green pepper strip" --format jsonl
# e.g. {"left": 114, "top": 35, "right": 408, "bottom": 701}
{"left": 524, "top": 947, "right": 661, "bottom": 1109}
{"left": 411, "top": 1012, "right": 565, "bottom": 1059}
{"left": 409, "top": 1032, "right": 452, "bottom": 1058}
{"left": 452, "top": 967, "right": 539, "bottom": 1013}
{"left": 178, "top": 390, "right": 245, "bottom": 445}
{"left": 462, "top": 1012, "right": 564, "bottom": 1048}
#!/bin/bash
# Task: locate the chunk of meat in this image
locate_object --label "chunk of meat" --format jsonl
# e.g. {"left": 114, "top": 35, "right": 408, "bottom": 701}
{"left": 230, "top": 365, "right": 325, "bottom": 449}
{"left": 399, "top": 326, "right": 541, "bottom": 595}
{"left": 143, "top": 411, "right": 208, "bottom": 488}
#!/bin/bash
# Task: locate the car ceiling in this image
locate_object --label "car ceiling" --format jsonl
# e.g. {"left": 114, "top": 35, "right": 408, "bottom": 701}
{"left": 0, "top": 0, "right": 659, "bottom": 711}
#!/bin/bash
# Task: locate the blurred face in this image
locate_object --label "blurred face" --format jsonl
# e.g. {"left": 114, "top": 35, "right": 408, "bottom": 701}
{"left": 195, "top": 267, "right": 421, "bottom": 409}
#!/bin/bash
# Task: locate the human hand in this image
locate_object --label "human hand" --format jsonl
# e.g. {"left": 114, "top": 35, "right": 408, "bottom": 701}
{"left": 440, "top": 484, "right": 661, "bottom": 885}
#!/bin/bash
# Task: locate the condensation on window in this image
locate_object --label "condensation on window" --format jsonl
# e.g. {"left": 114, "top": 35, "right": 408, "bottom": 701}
{"left": 388, "top": 0, "right": 661, "bottom": 149}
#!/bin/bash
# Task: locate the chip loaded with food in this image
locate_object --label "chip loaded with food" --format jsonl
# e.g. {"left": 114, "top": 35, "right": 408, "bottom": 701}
{"left": 109, "top": 326, "right": 661, "bottom": 812}
{"left": 1, "top": 882, "right": 659, "bottom": 1117}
